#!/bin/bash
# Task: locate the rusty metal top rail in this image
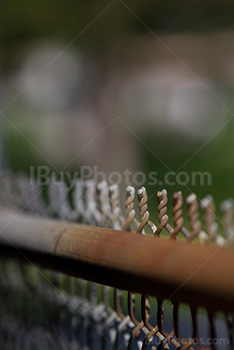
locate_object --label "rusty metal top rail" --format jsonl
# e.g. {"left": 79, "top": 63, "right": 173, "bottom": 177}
{"left": 0, "top": 209, "right": 234, "bottom": 314}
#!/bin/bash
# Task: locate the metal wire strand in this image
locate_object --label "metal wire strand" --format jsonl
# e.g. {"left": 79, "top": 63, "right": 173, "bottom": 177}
{"left": 109, "top": 183, "right": 127, "bottom": 341}
{"left": 137, "top": 188, "right": 179, "bottom": 350}
{"left": 220, "top": 198, "right": 234, "bottom": 241}
{"left": 137, "top": 187, "right": 157, "bottom": 234}
{"left": 125, "top": 186, "right": 150, "bottom": 350}
{"left": 172, "top": 191, "right": 191, "bottom": 240}
{"left": 201, "top": 195, "right": 226, "bottom": 246}
{"left": 83, "top": 180, "right": 103, "bottom": 225}
{"left": 109, "top": 183, "right": 124, "bottom": 230}
{"left": 96, "top": 182, "right": 113, "bottom": 320}
{"left": 155, "top": 189, "right": 171, "bottom": 237}
{"left": 186, "top": 193, "right": 201, "bottom": 241}
{"left": 155, "top": 191, "right": 196, "bottom": 350}
{"left": 97, "top": 180, "right": 112, "bottom": 227}
{"left": 17, "top": 174, "right": 48, "bottom": 216}
{"left": 73, "top": 179, "right": 86, "bottom": 222}
{"left": 124, "top": 185, "right": 140, "bottom": 231}
{"left": 201, "top": 195, "right": 217, "bottom": 243}
{"left": 47, "top": 179, "right": 73, "bottom": 221}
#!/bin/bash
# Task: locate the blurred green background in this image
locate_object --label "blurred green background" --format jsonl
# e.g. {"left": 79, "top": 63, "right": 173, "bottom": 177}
{"left": 2, "top": 0, "right": 234, "bottom": 223}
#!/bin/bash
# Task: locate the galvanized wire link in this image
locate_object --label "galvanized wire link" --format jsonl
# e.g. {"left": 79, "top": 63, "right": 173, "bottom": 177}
{"left": 156, "top": 189, "right": 175, "bottom": 238}
{"left": 154, "top": 190, "right": 196, "bottom": 350}
{"left": 48, "top": 179, "right": 73, "bottom": 220}
{"left": 185, "top": 194, "right": 207, "bottom": 244}
{"left": 201, "top": 195, "right": 217, "bottom": 243}
{"left": 136, "top": 187, "right": 176, "bottom": 350}
{"left": 97, "top": 180, "right": 112, "bottom": 227}
{"left": 0, "top": 170, "right": 21, "bottom": 208}
{"left": 73, "top": 179, "right": 86, "bottom": 222}
{"left": 155, "top": 189, "right": 170, "bottom": 237}
{"left": 186, "top": 193, "right": 201, "bottom": 241}
{"left": 16, "top": 174, "right": 47, "bottom": 216}
{"left": 108, "top": 183, "right": 127, "bottom": 343}
{"left": 124, "top": 186, "right": 151, "bottom": 350}
{"left": 172, "top": 191, "right": 191, "bottom": 240}
{"left": 156, "top": 189, "right": 204, "bottom": 244}
{"left": 220, "top": 198, "right": 234, "bottom": 241}
{"left": 201, "top": 195, "right": 226, "bottom": 246}
{"left": 109, "top": 183, "right": 124, "bottom": 230}
{"left": 83, "top": 180, "right": 102, "bottom": 225}
{"left": 124, "top": 189, "right": 160, "bottom": 349}
{"left": 171, "top": 191, "right": 184, "bottom": 239}
{"left": 83, "top": 180, "right": 102, "bottom": 314}
{"left": 124, "top": 185, "right": 135, "bottom": 231}
{"left": 124, "top": 185, "right": 140, "bottom": 231}
{"left": 137, "top": 187, "right": 157, "bottom": 234}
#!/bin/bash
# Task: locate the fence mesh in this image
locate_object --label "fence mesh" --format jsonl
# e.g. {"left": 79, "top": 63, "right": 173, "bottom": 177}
{"left": 0, "top": 170, "right": 233, "bottom": 350}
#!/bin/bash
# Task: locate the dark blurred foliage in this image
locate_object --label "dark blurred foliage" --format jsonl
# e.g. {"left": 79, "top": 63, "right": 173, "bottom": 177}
{"left": 2, "top": 0, "right": 234, "bottom": 69}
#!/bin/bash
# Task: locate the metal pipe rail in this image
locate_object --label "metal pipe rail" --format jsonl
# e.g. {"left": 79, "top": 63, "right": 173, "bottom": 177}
{"left": 0, "top": 209, "right": 234, "bottom": 313}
